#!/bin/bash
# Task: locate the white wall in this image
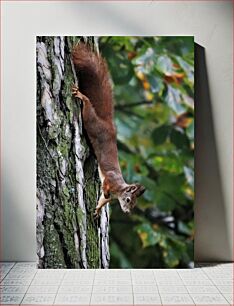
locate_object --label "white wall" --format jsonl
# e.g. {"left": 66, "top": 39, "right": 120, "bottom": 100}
{"left": 1, "top": 1, "right": 233, "bottom": 262}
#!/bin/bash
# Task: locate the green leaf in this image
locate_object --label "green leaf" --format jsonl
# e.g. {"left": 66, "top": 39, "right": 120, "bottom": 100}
{"left": 156, "top": 193, "right": 176, "bottom": 212}
{"left": 147, "top": 75, "right": 164, "bottom": 94}
{"left": 146, "top": 103, "right": 170, "bottom": 125}
{"left": 166, "top": 85, "right": 186, "bottom": 115}
{"left": 183, "top": 166, "right": 194, "bottom": 187}
{"left": 170, "top": 128, "right": 190, "bottom": 149}
{"left": 156, "top": 55, "right": 173, "bottom": 75}
{"left": 152, "top": 154, "right": 184, "bottom": 174}
{"left": 152, "top": 125, "right": 170, "bottom": 145}
{"left": 157, "top": 173, "right": 186, "bottom": 205}
{"left": 161, "top": 236, "right": 186, "bottom": 268}
{"left": 163, "top": 247, "right": 180, "bottom": 268}
{"left": 138, "top": 176, "right": 157, "bottom": 190}
{"left": 137, "top": 176, "right": 158, "bottom": 202}
{"left": 178, "top": 221, "right": 194, "bottom": 236}
{"left": 182, "top": 94, "right": 194, "bottom": 110}
{"left": 135, "top": 223, "right": 161, "bottom": 248}
{"left": 186, "top": 119, "right": 194, "bottom": 141}
{"left": 132, "top": 47, "right": 154, "bottom": 67}
{"left": 108, "top": 53, "right": 134, "bottom": 85}
{"left": 115, "top": 117, "right": 134, "bottom": 139}
{"left": 110, "top": 242, "right": 132, "bottom": 268}
{"left": 175, "top": 56, "right": 194, "bottom": 85}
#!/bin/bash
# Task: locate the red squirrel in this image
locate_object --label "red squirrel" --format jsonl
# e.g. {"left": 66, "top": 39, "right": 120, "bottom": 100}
{"left": 71, "top": 43, "right": 145, "bottom": 217}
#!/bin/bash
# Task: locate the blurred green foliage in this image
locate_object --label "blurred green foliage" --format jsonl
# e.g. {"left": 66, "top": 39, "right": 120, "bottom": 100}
{"left": 99, "top": 36, "right": 194, "bottom": 268}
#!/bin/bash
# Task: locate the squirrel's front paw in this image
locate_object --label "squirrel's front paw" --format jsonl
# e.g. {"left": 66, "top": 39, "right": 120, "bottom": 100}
{"left": 71, "top": 85, "right": 83, "bottom": 100}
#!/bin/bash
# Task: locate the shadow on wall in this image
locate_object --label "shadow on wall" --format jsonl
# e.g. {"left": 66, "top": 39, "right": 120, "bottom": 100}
{"left": 194, "top": 44, "right": 231, "bottom": 261}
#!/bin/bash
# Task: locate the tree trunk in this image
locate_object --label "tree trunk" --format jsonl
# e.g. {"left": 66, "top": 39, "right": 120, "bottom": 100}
{"left": 36, "top": 36, "right": 109, "bottom": 269}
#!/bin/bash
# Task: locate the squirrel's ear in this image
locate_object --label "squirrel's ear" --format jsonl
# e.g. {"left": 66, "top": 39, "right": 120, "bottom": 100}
{"left": 135, "top": 184, "right": 146, "bottom": 197}
{"left": 126, "top": 184, "right": 146, "bottom": 195}
{"left": 126, "top": 185, "right": 137, "bottom": 193}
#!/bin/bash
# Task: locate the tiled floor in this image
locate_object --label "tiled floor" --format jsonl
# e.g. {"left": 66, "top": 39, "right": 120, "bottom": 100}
{"left": 0, "top": 262, "right": 233, "bottom": 305}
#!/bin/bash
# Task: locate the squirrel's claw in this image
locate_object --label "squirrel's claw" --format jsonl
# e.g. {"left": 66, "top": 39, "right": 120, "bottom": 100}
{"left": 72, "top": 84, "right": 78, "bottom": 90}
{"left": 71, "top": 85, "right": 78, "bottom": 93}
{"left": 93, "top": 208, "right": 101, "bottom": 219}
{"left": 71, "top": 85, "right": 84, "bottom": 100}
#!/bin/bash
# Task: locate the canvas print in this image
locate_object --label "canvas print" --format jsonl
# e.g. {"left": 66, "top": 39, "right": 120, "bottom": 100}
{"left": 36, "top": 36, "right": 194, "bottom": 268}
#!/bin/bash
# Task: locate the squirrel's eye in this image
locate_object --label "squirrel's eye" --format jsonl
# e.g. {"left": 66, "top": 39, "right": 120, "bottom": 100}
{"left": 126, "top": 197, "right": 131, "bottom": 203}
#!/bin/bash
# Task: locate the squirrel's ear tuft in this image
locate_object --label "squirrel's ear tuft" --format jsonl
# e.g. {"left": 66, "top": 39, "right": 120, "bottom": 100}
{"left": 126, "top": 184, "right": 146, "bottom": 196}
{"left": 135, "top": 184, "right": 146, "bottom": 197}
{"left": 126, "top": 185, "right": 138, "bottom": 193}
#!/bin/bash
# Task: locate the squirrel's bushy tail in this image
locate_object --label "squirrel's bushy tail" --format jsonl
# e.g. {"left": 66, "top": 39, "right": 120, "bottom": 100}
{"left": 72, "top": 43, "right": 113, "bottom": 119}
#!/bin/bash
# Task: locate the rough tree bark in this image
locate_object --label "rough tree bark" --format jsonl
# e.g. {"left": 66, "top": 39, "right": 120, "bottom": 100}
{"left": 36, "top": 36, "right": 109, "bottom": 269}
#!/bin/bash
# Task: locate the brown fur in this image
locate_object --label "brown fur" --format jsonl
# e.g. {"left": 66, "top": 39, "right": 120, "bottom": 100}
{"left": 72, "top": 43, "right": 113, "bottom": 120}
{"left": 72, "top": 43, "right": 145, "bottom": 216}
